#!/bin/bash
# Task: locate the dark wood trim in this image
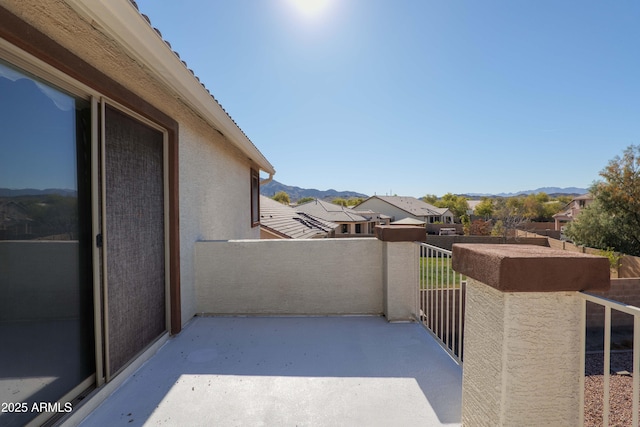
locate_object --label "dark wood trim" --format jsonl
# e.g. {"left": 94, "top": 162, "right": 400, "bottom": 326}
{"left": 168, "top": 128, "right": 181, "bottom": 334}
{"left": 0, "top": 6, "right": 182, "bottom": 333}
{"left": 251, "top": 168, "right": 260, "bottom": 228}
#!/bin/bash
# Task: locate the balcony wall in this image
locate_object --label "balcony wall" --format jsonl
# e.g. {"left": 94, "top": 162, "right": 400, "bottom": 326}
{"left": 195, "top": 238, "right": 387, "bottom": 316}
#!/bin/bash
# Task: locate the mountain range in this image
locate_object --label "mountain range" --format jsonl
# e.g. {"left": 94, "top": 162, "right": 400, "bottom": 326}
{"left": 261, "top": 180, "right": 588, "bottom": 201}
{"left": 0, "top": 188, "right": 77, "bottom": 197}
{"left": 462, "top": 187, "right": 589, "bottom": 198}
{"left": 464, "top": 187, "right": 589, "bottom": 198}
{"left": 260, "top": 180, "right": 367, "bottom": 201}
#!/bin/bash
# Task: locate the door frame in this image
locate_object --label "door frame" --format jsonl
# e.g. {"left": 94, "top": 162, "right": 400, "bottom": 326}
{"left": 97, "top": 98, "right": 172, "bottom": 382}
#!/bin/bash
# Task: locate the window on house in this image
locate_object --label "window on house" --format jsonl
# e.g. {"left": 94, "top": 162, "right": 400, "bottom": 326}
{"left": 341, "top": 224, "right": 348, "bottom": 234}
{"left": 355, "top": 223, "right": 362, "bottom": 234}
{"left": 251, "top": 168, "right": 260, "bottom": 227}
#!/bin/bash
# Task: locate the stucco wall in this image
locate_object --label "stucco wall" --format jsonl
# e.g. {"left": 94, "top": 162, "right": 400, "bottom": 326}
{"left": 463, "top": 279, "right": 582, "bottom": 426}
{"left": 195, "top": 238, "right": 384, "bottom": 315}
{"left": 178, "top": 118, "right": 260, "bottom": 323}
{"left": 2, "top": 0, "right": 262, "bottom": 326}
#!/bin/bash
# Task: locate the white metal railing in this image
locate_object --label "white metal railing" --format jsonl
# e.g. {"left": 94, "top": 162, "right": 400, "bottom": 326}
{"left": 417, "top": 243, "right": 466, "bottom": 364}
{"left": 579, "top": 292, "right": 640, "bottom": 427}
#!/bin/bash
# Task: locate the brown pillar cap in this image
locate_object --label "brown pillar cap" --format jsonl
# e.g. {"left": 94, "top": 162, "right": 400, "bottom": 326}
{"left": 452, "top": 244, "right": 610, "bottom": 292}
{"left": 375, "top": 225, "right": 426, "bottom": 242}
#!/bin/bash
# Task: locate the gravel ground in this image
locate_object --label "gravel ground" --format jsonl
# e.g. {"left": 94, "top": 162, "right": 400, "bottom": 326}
{"left": 585, "top": 351, "right": 636, "bottom": 427}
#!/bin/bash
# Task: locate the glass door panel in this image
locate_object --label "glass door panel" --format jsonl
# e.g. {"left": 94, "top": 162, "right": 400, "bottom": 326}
{"left": 0, "top": 60, "right": 94, "bottom": 427}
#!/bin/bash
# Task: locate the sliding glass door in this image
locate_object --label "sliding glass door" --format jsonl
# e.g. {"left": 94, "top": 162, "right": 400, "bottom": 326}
{"left": 0, "top": 49, "right": 170, "bottom": 426}
{"left": 0, "top": 60, "right": 94, "bottom": 427}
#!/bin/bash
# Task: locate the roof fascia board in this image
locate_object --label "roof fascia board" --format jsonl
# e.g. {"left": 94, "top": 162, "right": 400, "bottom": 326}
{"left": 65, "top": 0, "right": 275, "bottom": 175}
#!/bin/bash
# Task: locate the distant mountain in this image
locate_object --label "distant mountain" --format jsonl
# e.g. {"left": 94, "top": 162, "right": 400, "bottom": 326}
{"left": 261, "top": 180, "right": 368, "bottom": 202}
{"left": 464, "top": 187, "right": 589, "bottom": 198}
{"left": 0, "top": 188, "right": 77, "bottom": 197}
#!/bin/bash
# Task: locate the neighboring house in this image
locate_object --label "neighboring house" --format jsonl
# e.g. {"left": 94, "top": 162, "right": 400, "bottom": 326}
{"left": 295, "top": 199, "right": 380, "bottom": 236}
{"left": 260, "top": 196, "right": 337, "bottom": 239}
{"left": 553, "top": 194, "right": 594, "bottom": 231}
{"left": 356, "top": 195, "right": 454, "bottom": 225}
{"left": 466, "top": 200, "right": 482, "bottom": 216}
{"left": 0, "top": 2, "right": 274, "bottom": 426}
{"left": 0, "top": 200, "right": 33, "bottom": 239}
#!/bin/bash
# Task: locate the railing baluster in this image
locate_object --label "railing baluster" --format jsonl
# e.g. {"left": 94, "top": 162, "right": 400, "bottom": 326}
{"left": 416, "top": 243, "right": 465, "bottom": 365}
{"left": 445, "top": 252, "right": 450, "bottom": 349}
{"left": 579, "top": 298, "right": 586, "bottom": 427}
{"left": 604, "top": 305, "right": 611, "bottom": 427}
{"left": 634, "top": 315, "right": 640, "bottom": 427}
{"left": 579, "top": 292, "right": 640, "bottom": 427}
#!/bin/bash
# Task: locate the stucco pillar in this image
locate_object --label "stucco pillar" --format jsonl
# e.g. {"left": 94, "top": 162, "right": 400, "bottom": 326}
{"left": 375, "top": 226, "right": 425, "bottom": 322}
{"left": 452, "top": 244, "right": 610, "bottom": 427}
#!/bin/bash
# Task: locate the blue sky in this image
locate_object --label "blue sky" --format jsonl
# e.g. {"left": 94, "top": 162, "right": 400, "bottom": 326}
{"left": 136, "top": 0, "right": 640, "bottom": 197}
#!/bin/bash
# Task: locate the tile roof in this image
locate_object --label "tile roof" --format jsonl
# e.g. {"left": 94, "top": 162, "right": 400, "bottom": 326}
{"left": 295, "top": 199, "right": 371, "bottom": 223}
{"left": 260, "top": 196, "right": 337, "bottom": 239}
{"left": 368, "top": 196, "right": 451, "bottom": 217}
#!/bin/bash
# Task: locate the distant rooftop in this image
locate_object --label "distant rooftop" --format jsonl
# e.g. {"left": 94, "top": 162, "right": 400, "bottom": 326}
{"left": 296, "top": 199, "right": 371, "bottom": 223}
{"left": 260, "top": 196, "right": 337, "bottom": 239}
{"left": 365, "top": 196, "right": 450, "bottom": 217}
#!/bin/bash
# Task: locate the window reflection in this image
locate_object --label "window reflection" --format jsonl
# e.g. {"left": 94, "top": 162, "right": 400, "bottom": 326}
{"left": 0, "top": 60, "right": 86, "bottom": 240}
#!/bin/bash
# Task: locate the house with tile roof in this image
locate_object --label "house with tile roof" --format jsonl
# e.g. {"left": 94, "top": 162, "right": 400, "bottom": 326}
{"left": 355, "top": 196, "right": 454, "bottom": 225}
{"left": 295, "top": 199, "right": 384, "bottom": 237}
{"left": 552, "top": 193, "right": 594, "bottom": 232}
{"left": 260, "top": 196, "right": 337, "bottom": 239}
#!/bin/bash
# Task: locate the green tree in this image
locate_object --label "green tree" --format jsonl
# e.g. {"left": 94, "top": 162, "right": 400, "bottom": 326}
{"left": 332, "top": 197, "right": 348, "bottom": 207}
{"left": 542, "top": 200, "right": 563, "bottom": 221}
{"left": 461, "top": 214, "right": 471, "bottom": 235}
{"left": 474, "top": 198, "right": 494, "bottom": 218}
{"left": 272, "top": 191, "right": 290, "bottom": 205}
{"left": 422, "top": 194, "right": 438, "bottom": 205}
{"left": 565, "top": 199, "right": 625, "bottom": 251}
{"left": 566, "top": 145, "right": 640, "bottom": 255}
{"left": 522, "top": 193, "right": 548, "bottom": 221}
{"left": 296, "top": 197, "right": 315, "bottom": 205}
{"left": 347, "top": 197, "right": 363, "bottom": 206}
{"left": 435, "top": 193, "right": 469, "bottom": 219}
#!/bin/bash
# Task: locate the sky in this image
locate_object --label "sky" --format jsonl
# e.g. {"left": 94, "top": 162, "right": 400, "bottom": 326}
{"left": 135, "top": 0, "right": 640, "bottom": 197}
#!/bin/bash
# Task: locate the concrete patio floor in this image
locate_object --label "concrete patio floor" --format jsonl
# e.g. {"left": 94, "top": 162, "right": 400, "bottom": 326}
{"left": 78, "top": 316, "right": 462, "bottom": 426}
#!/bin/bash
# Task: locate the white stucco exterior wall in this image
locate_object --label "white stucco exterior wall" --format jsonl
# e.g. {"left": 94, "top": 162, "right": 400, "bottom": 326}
{"left": 195, "top": 239, "right": 385, "bottom": 315}
{"left": 178, "top": 119, "right": 260, "bottom": 324}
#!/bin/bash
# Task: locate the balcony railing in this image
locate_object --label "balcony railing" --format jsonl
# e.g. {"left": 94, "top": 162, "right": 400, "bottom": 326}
{"left": 579, "top": 291, "right": 640, "bottom": 427}
{"left": 417, "top": 243, "right": 466, "bottom": 364}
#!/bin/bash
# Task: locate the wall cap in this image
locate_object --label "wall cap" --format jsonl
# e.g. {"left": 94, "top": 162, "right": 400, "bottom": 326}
{"left": 374, "top": 225, "right": 426, "bottom": 242}
{"left": 452, "top": 244, "right": 610, "bottom": 292}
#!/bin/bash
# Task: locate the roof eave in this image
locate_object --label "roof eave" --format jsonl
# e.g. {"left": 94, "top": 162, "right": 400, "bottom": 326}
{"left": 65, "top": 0, "right": 275, "bottom": 175}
